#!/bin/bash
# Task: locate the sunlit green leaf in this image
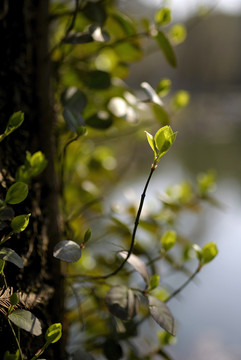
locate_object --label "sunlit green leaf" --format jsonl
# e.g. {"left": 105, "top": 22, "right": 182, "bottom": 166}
{"left": 201, "top": 242, "right": 218, "bottom": 264}
{"left": 145, "top": 131, "right": 157, "bottom": 156}
{"left": 156, "top": 78, "right": 172, "bottom": 97}
{"left": 172, "top": 90, "right": 190, "bottom": 109}
{"left": 3, "top": 350, "right": 20, "bottom": 360}
{"left": 161, "top": 230, "right": 177, "bottom": 251}
{"left": 45, "top": 323, "right": 62, "bottom": 344}
{"left": 11, "top": 213, "right": 31, "bottom": 233}
{"left": 149, "top": 274, "right": 160, "bottom": 291}
{"left": 155, "top": 8, "right": 171, "bottom": 26}
{"left": 154, "top": 126, "right": 177, "bottom": 159}
{"left": 169, "top": 24, "right": 187, "bottom": 45}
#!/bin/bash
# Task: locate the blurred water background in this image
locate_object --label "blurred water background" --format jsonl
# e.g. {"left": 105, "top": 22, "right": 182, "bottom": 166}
{"left": 111, "top": 1, "right": 241, "bottom": 358}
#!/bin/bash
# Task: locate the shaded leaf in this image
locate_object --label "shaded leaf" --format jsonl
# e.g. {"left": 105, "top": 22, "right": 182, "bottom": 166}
{"left": 90, "top": 25, "right": 110, "bottom": 42}
{"left": 8, "top": 309, "right": 42, "bottom": 336}
{"left": 154, "top": 31, "right": 177, "bottom": 68}
{"left": 63, "top": 108, "right": 85, "bottom": 133}
{"left": 105, "top": 286, "right": 139, "bottom": 321}
{"left": 2, "top": 112, "right": 24, "bottom": 140}
{"left": 63, "top": 32, "right": 93, "bottom": 44}
{"left": 0, "top": 248, "right": 23, "bottom": 268}
{"left": 120, "top": 251, "right": 149, "bottom": 284}
{"left": 53, "top": 240, "right": 82, "bottom": 263}
{"left": 148, "top": 296, "right": 176, "bottom": 335}
{"left": 141, "top": 82, "right": 163, "bottom": 106}
{"left": 152, "top": 103, "right": 170, "bottom": 126}
{"left": 5, "top": 182, "right": 28, "bottom": 205}
{"left": 83, "top": 228, "right": 91, "bottom": 245}
{"left": 87, "top": 70, "right": 111, "bottom": 90}
{"left": 0, "top": 207, "right": 14, "bottom": 221}
{"left": 85, "top": 112, "right": 112, "bottom": 129}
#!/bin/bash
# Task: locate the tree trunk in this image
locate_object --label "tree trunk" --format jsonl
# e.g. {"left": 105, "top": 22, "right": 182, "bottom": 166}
{"left": 0, "top": 1, "right": 65, "bottom": 358}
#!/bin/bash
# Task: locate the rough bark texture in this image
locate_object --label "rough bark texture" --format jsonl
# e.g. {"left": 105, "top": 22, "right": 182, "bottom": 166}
{"left": 0, "top": 0, "right": 65, "bottom": 358}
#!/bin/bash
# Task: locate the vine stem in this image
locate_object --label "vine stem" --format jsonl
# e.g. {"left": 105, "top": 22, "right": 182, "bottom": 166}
{"left": 66, "top": 162, "right": 157, "bottom": 281}
{"left": 7, "top": 319, "right": 23, "bottom": 360}
{"left": 164, "top": 264, "right": 202, "bottom": 303}
{"left": 100, "top": 163, "right": 157, "bottom": 279}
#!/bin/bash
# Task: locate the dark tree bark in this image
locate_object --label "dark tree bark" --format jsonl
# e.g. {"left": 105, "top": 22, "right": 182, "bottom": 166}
{"left": 0, "top": 1, "right": 65, "bottom": 358}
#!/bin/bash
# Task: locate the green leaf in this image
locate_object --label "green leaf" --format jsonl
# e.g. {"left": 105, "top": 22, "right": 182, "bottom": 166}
{"left": 0, "top": 248, "right": 23, "bottom": 268}
{"left": 156, "top": 78, "right": 172, "bottom": 97}
{"left": 53, "top": 240, "right": 82, "bottom": 263}
{"left": 154, "top": 126, "right": 177, "bottom": 159}
{"left": 119, "top": 251, "right": 150, "bottom": 284}
{"left": 161, "top": 230, "right": 177, "bottom": 251}
{"left": 169, "top": 24, "right": 187, "bottom": 45}
{"left": 152, "top": 103, "right": 170, "bottom": 126}
{"left": 197, "top": 170, "right": 216, "bottom": 196}
{"left": 8, "top": 309, "right": 42, "bottom": 336}
{"left": 5, "top": 182, "right": 28, "bottom": 205}
{"left": 110, "top": 13, "right": 136, "bottom": 36}
{"left": 83, "top": 228, "right": 91, "bottom": 245}
{"left": 3, "top": 350, "right": 20, "bottom": 360}
{"left": 148, "top": 296, "right": 176, "bottom": 336}
{"left": 11, "top": 213, "right": 31, "bottom": 233}
{"left": 154, "top": 31, "right": 177, "bottom": 68}
{"left": 0, "top": 259, "right": 5, "bottom": 274}
{"left": 201, "top": 242, "right": 218, "bottom": 264}
{"left": 145, "top": 131, "right": 157, "bottom": 156}
{"left": 45, "top": 323, "right": 62, "bottom": 344}
{"left": 114, "top": 41, "right": 142, "bottom": 62}
{"left": 155, "top": 8, "right": 171, "bottom": 26}
{"left": 3, "top": 111, "right": 24, "bottom": 138}
{"left": 10, "top": 293, "right": 19, "bottom": 306}
{"left": 87, "top": 70, "right": 111, "bottom": 90}
{"left": 105, "top": 286, "right": 139, "bottom": 321}
{"left": 29, "top": 152, "right": 48, "bottom": 177}
{"left": 149, "top": 274, "right": 160, "bottom": 291}
{"left": 172, "top": 90, "right": 190, "bottom": 109}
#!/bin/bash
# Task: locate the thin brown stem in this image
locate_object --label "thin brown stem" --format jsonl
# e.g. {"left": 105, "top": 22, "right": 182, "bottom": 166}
{"left": 164, "top": 264, "right": 202, "bottom": 303}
